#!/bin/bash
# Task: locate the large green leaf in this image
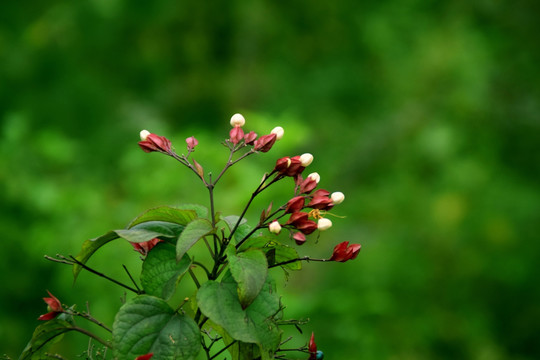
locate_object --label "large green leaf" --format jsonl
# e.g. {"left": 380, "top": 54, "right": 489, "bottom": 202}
{"left": 228, "top": 246, "right": 268, "bottom": 309}
{"left": 73, "top": 221, "right": 186, "bottom": 281}
{"left": 239, "top": 236, "right": 302, "bottom": 270}
{"left": 196, "top": 272, "right": 281, "bottom": 358}
{"left": 20, "top": 320, "right": 73, "bottom": 360}
{"left": 176, "top": 218, "right": 214, "bottom": 261}
{"left": 127, "top": 206, "right": 198, "bottom": 228}
{"left": 113, "top": 295, "right": 200, "bottom": 360}
{"left": 141, "top": 243, "right": 191, "bottom": 300}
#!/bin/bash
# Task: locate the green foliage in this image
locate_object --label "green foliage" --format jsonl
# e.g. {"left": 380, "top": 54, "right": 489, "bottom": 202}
{"left": 140, "top": 243, "right": 191, "bottom": 300}
{"left": 227, "top": 246, "right": 268, "bottom": 308}
{"left": 2, "top": 0, "right": 540, "bottom": 359}
{"left": 20, "top": 320, "right": 72, "bottom": 360}
{"left": 175, "top": 218, "right": 214, "bottom": 261}
{"left": 112, "top": 295, "right": 200, "bottom": 360}
{"left": 197, "top": 272, "right": 282, "bottom": 359}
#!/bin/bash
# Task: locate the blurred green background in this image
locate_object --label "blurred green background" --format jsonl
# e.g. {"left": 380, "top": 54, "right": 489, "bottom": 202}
{"left": 1, "top": 0, "right": 540, "bottom": 358}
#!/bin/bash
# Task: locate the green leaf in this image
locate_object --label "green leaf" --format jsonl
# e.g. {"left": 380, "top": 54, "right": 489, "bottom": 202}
{"left": 223, "top": 215, "right": 253, "bottom": 244}
{"left": 196, "top": 272, "right": 281, "bottom": 357}
{"left": 176, "top": 218, "right": 214, "bottom": 261}
{"left": 73, "top": 231, "right": 119, "bottom": 281}
{"left": 141, "top": 243, "right": 191, "bottom": 300}
{"left": 240, "top": 236, "right": 302, "bottom": 270}
{"left": 113, "top": 295, "right": 200, "bottom": 360}
{"left": 73, "top": 221, "right": 186, "bottom": 281}
{"left": 129, "top": 221, "right": 185, "bottom": 239}
{"left": 175, "top": 204, "right": 209, "bottom": 219}
{"left": 128, "top": 206, "right": 198, "bottom": 228}
{"left": 228, "top": 246, "right": 268, "bottom": 309}
{"left": 20, "top": 320, "right": 73, "bottom": 360}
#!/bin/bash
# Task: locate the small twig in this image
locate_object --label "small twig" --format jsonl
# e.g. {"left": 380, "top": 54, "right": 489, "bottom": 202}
{"left": 192, "top": 261, "right": 211, "bottom": 279}
{"left": 189, "top": 267, "right": 201, "bottom": 289}
{"left": 71, "top": 326, "right": 112, "bottom": 349}
{"left": 122, "top": 265, "right": 142, "bottom": 293}
{"left": 48, "top": 254, "right": 141, "bottom": 294}
{"left": 269, "top": 256, "right": 329, "bottom": 269}
{"left": 209, "top": 340, "right": 237, "bottom": 360}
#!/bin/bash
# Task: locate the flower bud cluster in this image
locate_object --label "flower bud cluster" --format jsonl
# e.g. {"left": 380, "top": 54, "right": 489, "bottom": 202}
{"left": 268, "top": 183, "right": 345, "bottom": 245}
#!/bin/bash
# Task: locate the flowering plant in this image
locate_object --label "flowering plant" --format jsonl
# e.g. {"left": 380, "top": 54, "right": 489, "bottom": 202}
{"left": 21, "top": 114, "right": 360, "bottom": 360}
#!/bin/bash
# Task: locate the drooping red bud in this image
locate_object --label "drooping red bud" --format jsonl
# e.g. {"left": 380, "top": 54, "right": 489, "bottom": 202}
{"left": 329, "top": 241, "right": 361, "bottom": 262}
{"left": 293, "top": 232, "right": 306, "bottom": 245}
{"left": 285, "top": 156, "right": 304, "bottom": 176}
{"left": 299, "top": 176, "right": 318, "bottom": 194}
{"left": 38, "top": 291, "right": 63, "bottom": 321}
{"left": 135, "top": 354, "right": 154, "bottom": 360}
{"left": 275, "top": 157, "right": 291, "bottom": 174}
{"left": 253, "top": 133, "right": 277, "bottom": 152}
{"left": 186, "top": 136, "right": 198, "bottom": 151}
{"left": 312, "top": 189, "right": 331, "bottom": 198}
{"left": 229, "top": 126, "right": 245, "bottom": 145}
{"left": 286, "top": 212, "right": 317, "bottom": 235}
{"left": 244, "top": 131, "right": 258, "bottom": 145}
{"left": 285, "top": 196, "right": 305, "bottom": 214}
{"left": 307, "top": 196, "right": 334, "bottom": 210}
{"left": 138, "top": 133, "right": 172, "bottom": 154}
{"left": 132, "top": 238, "right": 162, "bottom": 256}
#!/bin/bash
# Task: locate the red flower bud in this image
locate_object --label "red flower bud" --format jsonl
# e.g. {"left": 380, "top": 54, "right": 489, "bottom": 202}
{"left": 286, "top": 212, "right": 317, "bottom": 235}
{"left": 38, "top": 291, "right": 63, "bottom": 321}
{"left": 253, "top": 133, "right": 277, "bottom": 152}
{"left": 329, "top": 241, "right": 361, "bottom": 262}
{"left": 244, "top": 131, "right": 258, "bottom": 145}
{"left": 299, "top": 175, "right": 318, "bottom": 194}
{"left": 293, "top": 232, "right": 306, "bottom": 245}
{"left": 229, "top": 126, "right": 245, "bottom": 145}
{"left": 138, "top": 133, "right": 172, "bottom": 154}
{"left": 135, "top": 354, "right": 154, "bottom": 360}
{"left": 307, "top": 196, "right": 334, "bottom": 210}
{"left": 275, "top": 157, "right": 291, "bottom": 174}
{"left": 132, "top": 238, "right": 162, "bottom": 256}
{"left": 186, "top": 136, "right": 198, "bottom": 151}
{"left": 285, "top": 196, "right": 305, "bottom": 214}
{"left": 312, "top": 189, "right": 330, "bottom": 198}
{"left": 309, "top": 332, "right": 317, "bottom": 359}
{"left": 285, "top": 156, "right": 304, "bottom": 177}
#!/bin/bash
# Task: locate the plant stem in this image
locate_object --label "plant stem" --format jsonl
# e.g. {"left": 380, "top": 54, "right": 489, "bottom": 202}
{"left": 209, "top": 340, "right": 237, "bottom": 360}
{"left": 268, "top": 256, "right": 330, "bottom": 269}
{"left": 71, "top": 326, "right": 111, "bottom": 349}
{"left": 45, "top": 255, "right": 142, "bottom": 294}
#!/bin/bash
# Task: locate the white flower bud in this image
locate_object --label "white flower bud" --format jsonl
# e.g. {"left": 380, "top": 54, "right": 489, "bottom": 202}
{"left": 307, "top": 172, "right": 320, "bottom": 183}
{"left": 271, "top": 126, "right": 284, "bottom": 140}
{"left": 299, "top": 153, "right": 314, "bottom": 167}
{"left": 230, "top": 113, "right": 245, "bottom": 127}
{"left": 140, "top": 130, "right": 151, "bottom": 141}
{"left": 317, "top": 218, "right": 332, "bottom": 231}
{"left": 269, "top": 220, "right": 282, "bottom": 234}
{"left": 331, "top": 191, "right": 345, "bottom": 205}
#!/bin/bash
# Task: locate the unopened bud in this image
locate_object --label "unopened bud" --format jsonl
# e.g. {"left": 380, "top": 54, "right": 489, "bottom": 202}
{"left": 308, "top": 172, "right": 321, "bottom": 183}
{"left": 186, "top": 136, "right": 198, "bottom": 151}
{"left": 317, "top": 218, "right": 332, "bottom": 231}
{"left": 331, "top": 191, "right": 345, "bottom": 205}
{"left": 269, "top": 220, "right": 282, "bottom": 234}
{"left": 140, "top": 130, "right": 151, "bottom": 141}
{"left": 299, "top": 153, "right": 313, "bottom": 167}
{"left": 230, "top": 113, "right": 245, "bottom": 127}
{"left": 271, "top": 126, "right": 284, "bottom": 140}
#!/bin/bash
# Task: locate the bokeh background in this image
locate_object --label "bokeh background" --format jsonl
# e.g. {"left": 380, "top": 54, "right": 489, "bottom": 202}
{"left": 1, "top": 0, "right": 540, "bottom": 358}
